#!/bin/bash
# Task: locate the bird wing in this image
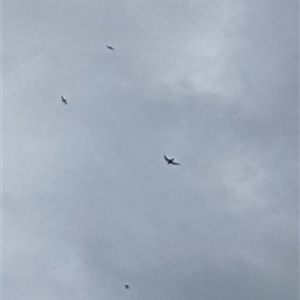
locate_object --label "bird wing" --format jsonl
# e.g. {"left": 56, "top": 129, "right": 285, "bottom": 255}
{"left": 164, "top": 155, "right": 170, "bottom": 162}
{"left": 172, "top": 162, "right": 180, "bottom": 165}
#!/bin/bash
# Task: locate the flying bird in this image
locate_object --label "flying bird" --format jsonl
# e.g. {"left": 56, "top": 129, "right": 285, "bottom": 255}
{"left": 61, "top": 96, "right": 68, "bottom": 105}
{"left": 125, "top": 284, "right": 129, "bottom": 289}
{"left": 164, "top": 155, "right": 180, "bottom": 165}
{"left": 107, "top": 45, "right": 115, "bottom": 50}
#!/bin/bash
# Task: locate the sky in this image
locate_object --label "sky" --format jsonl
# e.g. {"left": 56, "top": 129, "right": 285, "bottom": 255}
{"left": 3, "top": 0, "right": 299, "bottom": 299}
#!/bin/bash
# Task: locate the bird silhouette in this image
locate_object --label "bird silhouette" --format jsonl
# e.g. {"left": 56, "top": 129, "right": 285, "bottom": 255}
{"left": 107, "top": 45, "right": 115, "bottom": 50}
{"left": 61, "top": 96, "right": 68, "bottom": 105}
{"left": 125, "top": 284, "right": 129, "bottom": 289}
{"left": 164, "top": 155, "right": 180, "bottom": 165}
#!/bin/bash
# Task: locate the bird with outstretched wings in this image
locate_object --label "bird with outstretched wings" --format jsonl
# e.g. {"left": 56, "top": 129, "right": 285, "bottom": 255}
{"left": 61, "top": 96, "right": 68, "bottom": 105}
{"left": 164, "top": 155, "right": 180, "bottom": 165}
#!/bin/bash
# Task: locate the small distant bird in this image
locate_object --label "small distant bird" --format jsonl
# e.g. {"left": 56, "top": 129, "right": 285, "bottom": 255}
{"left": 107, "top": 45, "right": 115, "bottom": 50}
{"left": 61, "top": 96, "right": 68, "bottom": 105}
{"left": 164, "top": 155, "right": 180, "bottom": 165}
{"left": 125, "top": 284, "right": 129, "bottom": 289}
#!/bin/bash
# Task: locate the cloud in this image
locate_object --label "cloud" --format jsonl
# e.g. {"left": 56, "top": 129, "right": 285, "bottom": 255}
{"left": 3, "top": 0, "right": 298, "bottom": 299}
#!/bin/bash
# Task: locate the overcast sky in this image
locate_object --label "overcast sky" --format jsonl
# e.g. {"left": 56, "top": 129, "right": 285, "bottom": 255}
{"left": 3, "top": 0, "right": 299, "bottom": 299}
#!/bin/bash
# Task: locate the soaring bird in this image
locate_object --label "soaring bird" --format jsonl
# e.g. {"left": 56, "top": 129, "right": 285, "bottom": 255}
{"left": 164, "top": 155, "right": 180, "bottom": 165}
{"left": 125, "top": 284, "right": 129, "bottom": 289}
{"left": 107, "top": 45, "right": 115, "bottom": 50}
{"left": 61, "top": 96, "right": 68, "bottom": 105}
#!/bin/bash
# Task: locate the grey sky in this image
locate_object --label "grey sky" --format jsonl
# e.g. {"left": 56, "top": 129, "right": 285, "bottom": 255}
{"left": 3, "top": 0, "right": 299, "bottom": 299}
